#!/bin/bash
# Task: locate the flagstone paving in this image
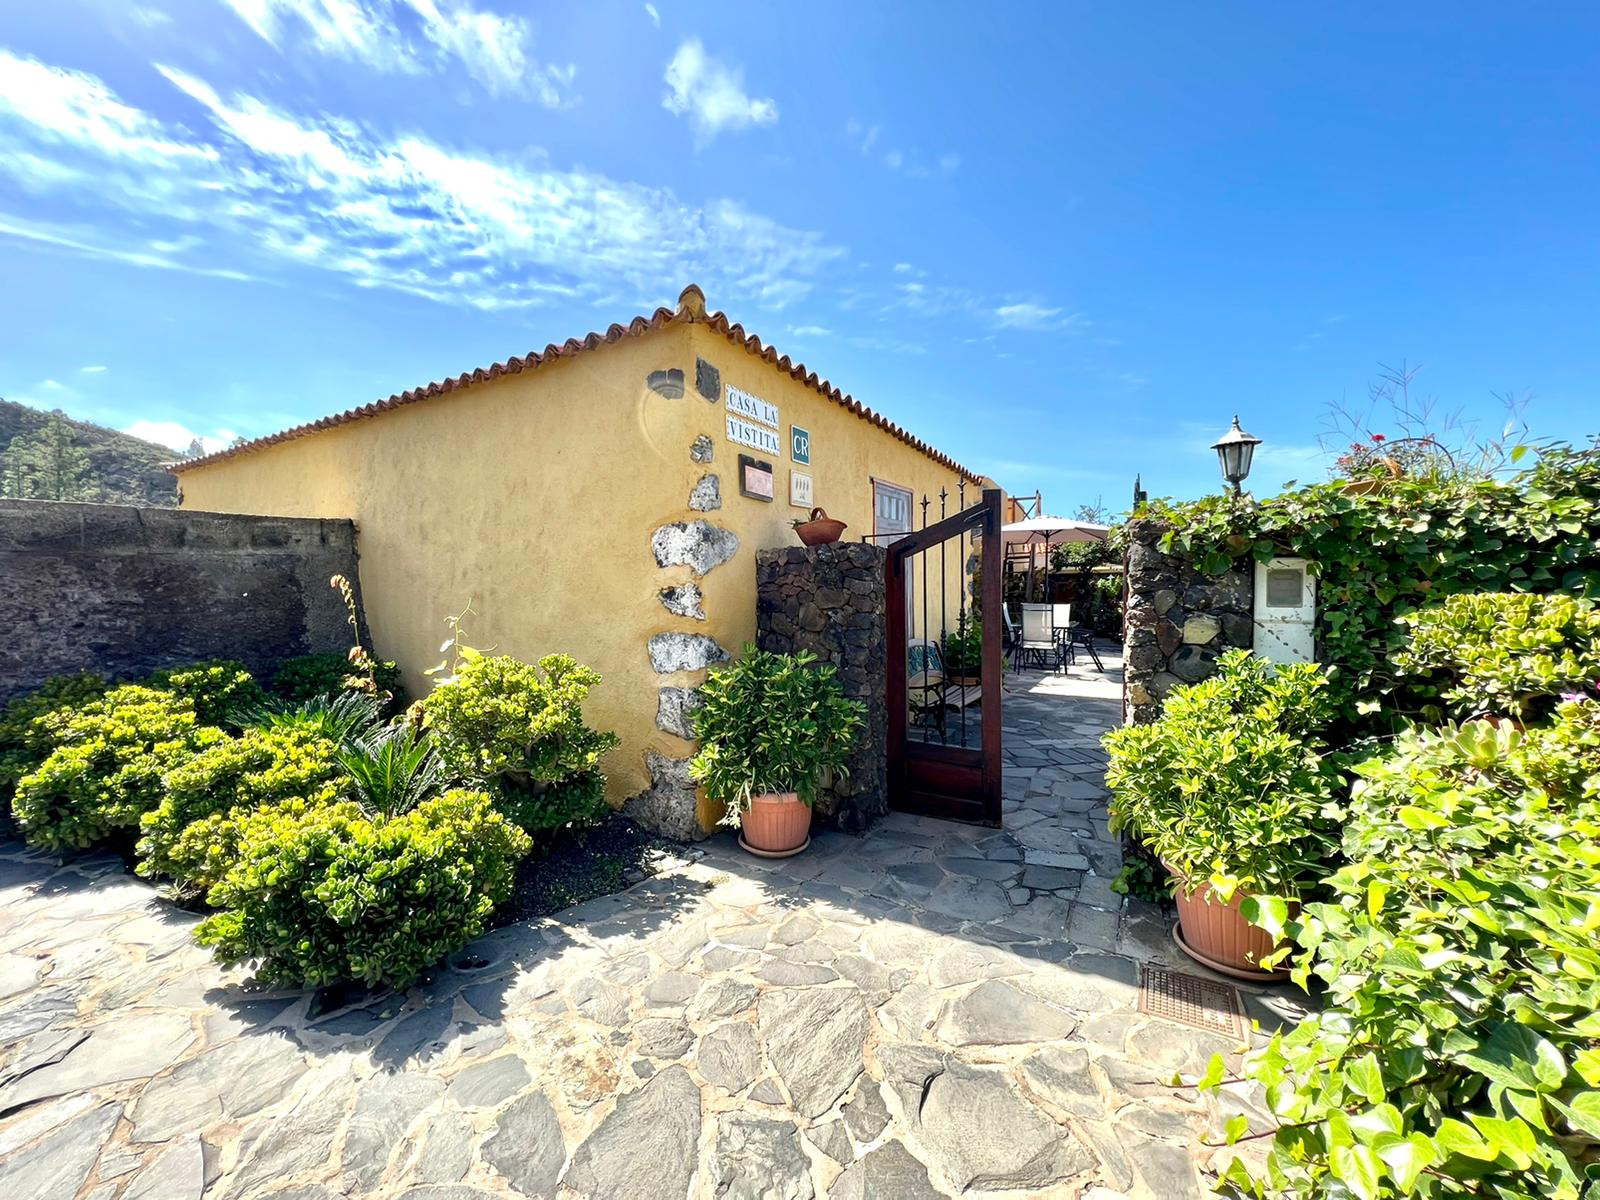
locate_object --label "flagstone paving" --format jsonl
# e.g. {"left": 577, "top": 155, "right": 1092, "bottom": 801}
{"left": 0, "top": 650, "right": 1305, "bottom": 1198}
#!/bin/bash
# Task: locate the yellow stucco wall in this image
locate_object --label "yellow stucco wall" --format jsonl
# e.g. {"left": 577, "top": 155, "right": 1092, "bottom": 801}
{"left": 177, "top": 317, "right": 977, "bottom": 827}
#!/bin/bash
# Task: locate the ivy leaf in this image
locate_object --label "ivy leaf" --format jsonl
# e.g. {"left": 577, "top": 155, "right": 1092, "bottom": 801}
{"left": 1372, "top": 1131, "right": 1437, "bottom": 1192}
{"left": 1550, "top": 1094, "right": 1600, "bottom": 1141}
{"left": 1241, "top": 894, "right": 1290, "bottom": 942}
{"left": 1225, "top": 1112, "right": 1250, "bottom": 1145}
{"left": 1466, "top": 1114, "right": 1535, "bottom": 1170}
{"left": 1451, "top": 1023, "right": 1567, "bottom": 1093}
{"left": 1346, "top": 1054, "right": 1387, "bottom": 1105}
{"left": 1331, "top": 1142, "right": 1383, "bottom": 1200}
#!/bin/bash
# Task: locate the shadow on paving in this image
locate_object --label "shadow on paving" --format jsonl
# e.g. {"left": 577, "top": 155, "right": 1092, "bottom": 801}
{"left": 0, "top": 646, "right": 1311, "bottom": 1200}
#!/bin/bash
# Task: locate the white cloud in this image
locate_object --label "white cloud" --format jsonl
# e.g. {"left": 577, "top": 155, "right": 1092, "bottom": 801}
{"left": 883, "top": 149, "right": 903, "bottom": 170}
{"left": 789, "top": 324, "right": 831, "bottom": 337}
{"left": 221, "top": 0, "right": 577, "bottom": 105}
{"left": 123, "top": 419, "right": 240, "bottom": 455}
{"left": 0, "top": 50, "right": 215, "bottom": 166}
{"left": 644, "top": 3, "right": 659, "bottom": 28}
{"left": 0, "top": 57, "right": 837, "bottom": 312}
{"left": 937, "top": 152, "right": 961, "bottom": 173}
{"left": 80, "top": 365, "right": 108, "bottom": 373}
{"left": 993, "top": 302, "right": 1083, "bottom": 332}
{"left": 662, "top": 39, "right": 777, "bottom": 144}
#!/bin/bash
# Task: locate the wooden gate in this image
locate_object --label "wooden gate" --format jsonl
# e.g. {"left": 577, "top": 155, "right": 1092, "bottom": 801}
{"left": 885, "top": 487, "right": 1004, "bottom": 825}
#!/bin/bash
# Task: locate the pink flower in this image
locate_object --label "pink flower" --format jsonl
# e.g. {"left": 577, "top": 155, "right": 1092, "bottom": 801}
{"left": 1370, "top": 433, "right": 1386, "bottom": 443}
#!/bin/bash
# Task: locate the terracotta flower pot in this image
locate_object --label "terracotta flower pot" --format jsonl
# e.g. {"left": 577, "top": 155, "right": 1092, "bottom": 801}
{"left": 739, "top": 791, "right": 811, "bottom": 857}
{"left": 793, "top": 508, "right": 848, "bottom": 546}
{"left": 1168, "top": 869, "right": 1295, "bottom": 980}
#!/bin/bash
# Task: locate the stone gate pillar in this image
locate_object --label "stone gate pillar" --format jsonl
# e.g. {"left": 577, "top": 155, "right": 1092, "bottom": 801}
{"left": 755, "top": 543, "right": 888, "bottom": 833}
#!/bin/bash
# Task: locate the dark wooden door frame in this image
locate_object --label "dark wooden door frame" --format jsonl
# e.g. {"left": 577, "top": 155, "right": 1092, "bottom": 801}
{"left": 885, "top": 487, "right": 1004, "bottom": 826}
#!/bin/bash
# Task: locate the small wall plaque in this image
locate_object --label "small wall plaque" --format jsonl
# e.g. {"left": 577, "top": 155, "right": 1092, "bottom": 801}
{"left": 739, "top": 454, "right": 775, "bottom": 501}
{"left": 790, "top": 470, "right": 813, "bottom": 508}
{"left": 790, "top": 424, "right": 811, "bottom": 464}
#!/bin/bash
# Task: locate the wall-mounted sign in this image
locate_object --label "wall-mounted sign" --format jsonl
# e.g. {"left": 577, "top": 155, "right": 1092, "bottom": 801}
{"left": 739, "top": 454, "right": 775, "bottom": 501}
{"left": 790, "top": 424, "right": 811, "bottom": 465}
{"left": 726, "top": 414, "right": 782, "bottom": 456}
{"left": 725, "top": 384, "right": 779, "bottom": 429}
{"left": 790, "top": 470, "right": 813, "bottom": 508}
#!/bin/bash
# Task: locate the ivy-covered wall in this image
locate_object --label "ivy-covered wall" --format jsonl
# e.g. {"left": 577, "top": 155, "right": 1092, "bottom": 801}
{"left": 1134, "top": 441, "right": 1600, "bottom": 732}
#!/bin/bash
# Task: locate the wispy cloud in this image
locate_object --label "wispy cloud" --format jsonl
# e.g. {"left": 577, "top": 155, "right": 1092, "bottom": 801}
{"left": 80, "top": 364, "right": 108, "bottom": 374}
{"left": 993, "top": 302, "right": 1084, "bottom": 332}
{"left": 662, "top": 39, "right": 777, "bottom": 145}
{"left": 221, "top": 0, "right": 578, "bottom": 105}
{"left": 845, "top": 119, "right": 958, "bottom": 178}
{"left": 0, "top": 51, "right": 835, "bottom": 312}
{"left": 643, "top": 3, "right": 659, "bottom": 28}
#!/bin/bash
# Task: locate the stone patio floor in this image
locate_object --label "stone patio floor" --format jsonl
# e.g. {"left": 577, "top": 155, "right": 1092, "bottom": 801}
{"left": 0, "top": 650, "right": 1304, "bottom": 1199}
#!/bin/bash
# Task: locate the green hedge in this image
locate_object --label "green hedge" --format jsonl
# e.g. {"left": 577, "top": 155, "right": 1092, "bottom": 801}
{"left": 0, "top": 673, "right": 108, "bottom": 819}
{"left": 271, "top": 652, "right": 404, "bottom": 712}
{"left": 13, "top": 686, "right": 225, "bottom": 851}
{"left": 136, "top": 726, "right": 342, "bottom": 886}
{"left": 194, "top": 790, "right": 530, "bottom": 990}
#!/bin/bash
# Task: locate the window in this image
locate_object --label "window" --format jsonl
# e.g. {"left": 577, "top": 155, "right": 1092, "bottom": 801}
{"left": 874, "top": 479, "right": 913, "bottom": 540}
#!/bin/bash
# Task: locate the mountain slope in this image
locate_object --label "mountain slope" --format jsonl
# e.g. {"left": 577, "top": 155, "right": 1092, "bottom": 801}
{"left": 0, "top": 399, "right": 178, "bottom": 507}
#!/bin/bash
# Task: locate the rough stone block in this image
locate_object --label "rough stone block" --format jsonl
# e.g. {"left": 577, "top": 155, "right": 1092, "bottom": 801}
{"left": 623, "top": 752, "right": 706, "bottom": 841}
{"left": 695, "top": 357, "right": 720, "bottom": 401}
{"left": 1182, "top": 614, "right": 1221, "bottom": 644}
{"left": 651, "top": 521, "right": 739, "bottom": 576}
{"left": 688, "top": 474, "right": 722, "bottom": 512}
{"left": 648, "top": 632, "right": 729, "bottom": 674}
{"left": 658, "top": 582, "right": 705, "bottom": 620}
{"left": 690, "top": 435, "right": 714, "bottom": 464}
{"left": 656, "top": 687, "right": 703, "bottom": 739}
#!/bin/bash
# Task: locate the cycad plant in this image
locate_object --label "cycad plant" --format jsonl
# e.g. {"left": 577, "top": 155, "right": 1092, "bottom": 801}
{"left": 337, "top": 723, "right": 447, "bottom": 818}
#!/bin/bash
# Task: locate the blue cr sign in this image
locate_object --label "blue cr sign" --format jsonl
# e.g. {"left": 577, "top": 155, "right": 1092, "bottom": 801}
{"left": 790, "top": 425, "right": 811, "bottom": 464}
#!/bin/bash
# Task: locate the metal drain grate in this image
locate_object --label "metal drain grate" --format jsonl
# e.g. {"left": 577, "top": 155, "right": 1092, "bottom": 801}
{"left": 1138, "top": 964, "right": 1244, "bottom": 1038}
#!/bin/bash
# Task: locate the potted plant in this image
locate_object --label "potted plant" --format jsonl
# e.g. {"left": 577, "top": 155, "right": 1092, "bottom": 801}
{"left": 792, "top": 507, "right": 848, "bottom": 546}
{"left": 1102, "top": 649, "right": 1338, "bottom": 979}
{"left": 689, "top": 646, "right": 865, "bottom": 857}
{"left": 941, "top": 620, "right": 983, "bottom": 687}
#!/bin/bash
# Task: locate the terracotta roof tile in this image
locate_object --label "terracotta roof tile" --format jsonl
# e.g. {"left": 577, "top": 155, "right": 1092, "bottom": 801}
{"left": 173, "top": 284, "right": 980, "bottom": 480}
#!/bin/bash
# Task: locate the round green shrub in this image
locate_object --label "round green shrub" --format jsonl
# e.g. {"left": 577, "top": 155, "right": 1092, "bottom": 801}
{"left": 418, "top": 651, "right": 618, "bottom": 832}
{"left": 136, "top": 726, "right": 342, "bottom": 885}
{"left": 0, "top": 673, "right": 108, "bottom": 815}
{"left": 194, "top": 789, "right": 531, "bottom": 991}
{"left": 145, "top": 660, "right": 266, "bottom": 729}
{"left": 13, "top": 686, "right": 224, "bottom": 852}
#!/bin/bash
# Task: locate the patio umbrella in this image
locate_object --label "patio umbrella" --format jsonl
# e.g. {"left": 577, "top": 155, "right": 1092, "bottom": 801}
{"left": 1000, "top": 517, "right": 1110, "bottom": 601}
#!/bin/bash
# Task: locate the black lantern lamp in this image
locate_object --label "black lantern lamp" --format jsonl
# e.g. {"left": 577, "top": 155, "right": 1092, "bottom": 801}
{"left": 1211, "top": 416, "right": 1262, "bottom": 495}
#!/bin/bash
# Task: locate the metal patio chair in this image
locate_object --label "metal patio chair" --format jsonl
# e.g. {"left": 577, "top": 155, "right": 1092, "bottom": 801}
{"left": 1018, "top": 603, "right": 1063, "bottom": 672}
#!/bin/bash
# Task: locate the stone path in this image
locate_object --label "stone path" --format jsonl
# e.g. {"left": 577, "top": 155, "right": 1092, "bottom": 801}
{"left": 0, "top": 650, "right": 1303, "bottom": 1199}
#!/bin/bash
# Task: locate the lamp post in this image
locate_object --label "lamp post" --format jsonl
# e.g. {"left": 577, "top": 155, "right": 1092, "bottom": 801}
{"left": 1211, "top": 416, "right": 1262, "bottom": 496}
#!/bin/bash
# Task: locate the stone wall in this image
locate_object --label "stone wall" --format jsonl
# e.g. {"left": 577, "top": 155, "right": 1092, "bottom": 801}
{"left": 756, "top": 543, "right": 888, "bottom": 833}
{"left": 0, "top": 499, "right": 364, "bottom": 702}
{"left": 1122, "top": 518, "right": 1253, "bottom": 724}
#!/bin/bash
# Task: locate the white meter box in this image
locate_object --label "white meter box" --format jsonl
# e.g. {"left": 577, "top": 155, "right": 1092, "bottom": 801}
{"left": 1252, "top": 557, "right": 1316, "bottom": 665}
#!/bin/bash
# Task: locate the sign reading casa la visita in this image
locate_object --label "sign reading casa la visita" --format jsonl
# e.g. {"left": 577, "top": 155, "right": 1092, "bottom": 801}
{"left": 726, "top": 414, "right": 782, "bottom": 456}
{"left": 725, "top": 384, "right": 780, "bottom": 429}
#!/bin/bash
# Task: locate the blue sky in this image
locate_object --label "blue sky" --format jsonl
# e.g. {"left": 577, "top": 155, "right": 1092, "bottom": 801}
{"left": 1, "top": 3, "right": 1596, "bottom": 508}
